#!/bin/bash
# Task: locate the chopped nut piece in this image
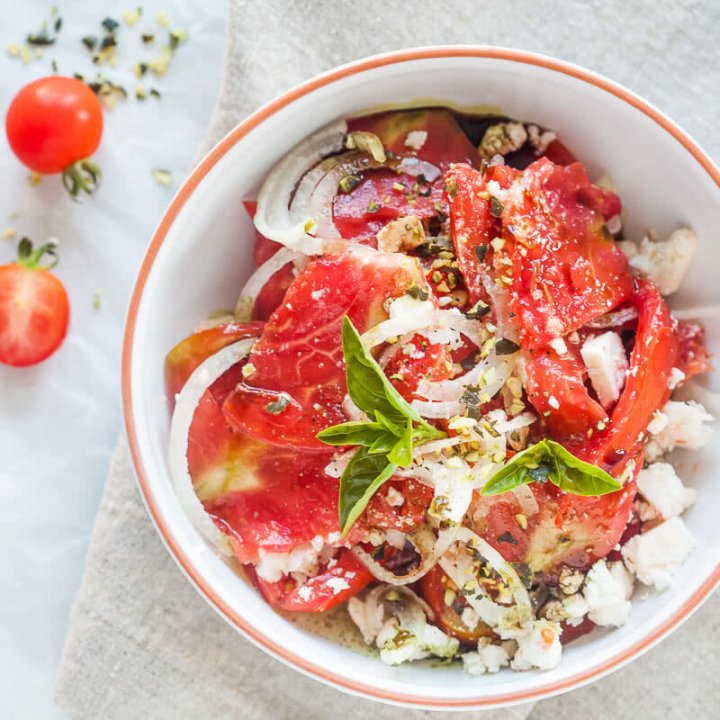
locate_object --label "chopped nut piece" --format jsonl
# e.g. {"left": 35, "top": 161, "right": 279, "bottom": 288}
{"left": 152, "top": 168, "right": 172, "bottom": 186}
{"left": 376, "top": 215, "right": 426, "bottom": 253}
{"left": 478, "top": 122, "right": 528, "bottom": 160}
{"left": 558, "top": 566, "right": 585, "bottom": 595}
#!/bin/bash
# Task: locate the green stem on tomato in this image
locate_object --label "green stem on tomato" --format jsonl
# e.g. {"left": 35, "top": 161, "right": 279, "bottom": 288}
{"left": 61, "top": 158, "right": 101, "bottom": 200}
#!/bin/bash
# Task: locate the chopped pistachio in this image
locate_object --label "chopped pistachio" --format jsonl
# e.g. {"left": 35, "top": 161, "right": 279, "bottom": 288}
{"left": 152, "top": 168, "right": 172, "bottom": 186}
{"left": 122, "top": 8, "right": 142, "bottom": 26}
{"left": 345, "top": 131, "right": 386, "bottom": 162}
{"left": 135, "top": 83, "right": 146, "bottom": 100}
{"left": 92, "top": 289, "right": 102, "bottom": 310}
{"left": 241, "top": 363, "right": 256, "bottom": 378}
{"left": 338, "top": 174, "right": 361, "bottom": 194}
{"left": 156, "top": 11, "right": 171, "bottom": 27}
{"left": 28, "top": 172, "right": 42, "bottom": 186}
{"left": 2, "top": 227, "right": 17, "bottom": 240}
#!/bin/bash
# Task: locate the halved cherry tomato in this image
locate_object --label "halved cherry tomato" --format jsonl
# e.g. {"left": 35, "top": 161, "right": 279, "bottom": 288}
{"left": 248, "top": 549, "right": 372, "bottom": 613}
{"left": 0, "top": 239, "right": 69, "bottom": 367}
{"left": 419, "top": 565, "right": 492, "bottom": 644}
{"left": 164, "top": 321, "right": 264, "bottom": 398}
{"left": 6, "top": 76, "right": 103, "bottom": 197}
{"left": 223, "top": 250, "right": 424, "bottom": 450}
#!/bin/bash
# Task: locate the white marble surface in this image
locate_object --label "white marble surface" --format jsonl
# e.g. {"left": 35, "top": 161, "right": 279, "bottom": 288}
{"left": 0, "top": 1, "right": 226, "bottom": 717}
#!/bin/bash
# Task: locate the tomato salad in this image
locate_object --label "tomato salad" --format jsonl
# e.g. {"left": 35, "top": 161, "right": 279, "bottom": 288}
{"left": 166, "top": 109, "right": 714, "bottom": 674}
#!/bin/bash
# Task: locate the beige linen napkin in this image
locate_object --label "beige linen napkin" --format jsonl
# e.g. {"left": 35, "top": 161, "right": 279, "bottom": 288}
{"left": 56, "top": 1, "right": 720, "bottom": 718}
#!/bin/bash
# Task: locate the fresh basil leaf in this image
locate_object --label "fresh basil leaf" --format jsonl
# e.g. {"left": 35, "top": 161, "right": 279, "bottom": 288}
{"left": 368, "top": 433, "right": 398, "bottom": 454}
{"left": 339, "top": 446, "right": 398, "bottom": 535}
{"left": 545, "top": 440, "right": 623, "bottom": 496}
{"left": 342, "top": 316, "right": 421, "bottom": 425}
{"left": 481, "top": 439, "right": 621, "bottom": 497}
{"left": 374, "top": 409, "right": 404, "bottom": 438}
{"left": 387, "top": 418, "right": 414, "bottom": 467}
{"left": 316, "top": 421, "right": 386, "bottom": 447}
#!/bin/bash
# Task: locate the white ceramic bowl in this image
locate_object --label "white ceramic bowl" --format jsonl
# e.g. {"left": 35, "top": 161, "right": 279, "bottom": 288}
{"left": 123, "top": 47, "right": 720, "bottom": 710}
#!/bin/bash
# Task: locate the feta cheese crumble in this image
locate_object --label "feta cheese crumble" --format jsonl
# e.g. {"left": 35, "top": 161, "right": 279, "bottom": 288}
{"left": 510, "top": 620, "right": 563, "bottom": 671}
{"left": 404, "top": 130, "right": 428, "bottom": 151}
{"left": 622, "top": 517, "right": 696, "bottom": 591}
{"left": 645, "top": 400, "right": 714, "bottom": 461}
{"left": 622, "top": 228, "right": 698, "bottom": 296}
{"left": 636, "top": 462, "right": 696, "bottom": 520}
{"left": 462, "top": 639, "right": 511, "bottom": 675}
{"left": 580, "top": 331, "right": 628, "bottom": 408}
{"left": 582, "top": 559, "right": 631, "bottom": 627}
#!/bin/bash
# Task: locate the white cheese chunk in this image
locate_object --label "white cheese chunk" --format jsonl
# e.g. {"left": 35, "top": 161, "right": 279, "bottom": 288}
{"left": 582, "top": 559, "right": 631, "bottom": 627}
{"left": 510, "top": 620, "right": 563, "bottom": 671}
{"left": 636, "top": 462, "right": 697, "bottom": 520}
{"left": 622, "top": 517, "right": 696, "bottom": 591}
{"left": 645, "top": 400, "right": 714, "bottom": 461}
{"left": 622, "top": 228, "right": 698, "bottom": 296}
{"left": 462, "top": 640, "right": 511, "bottom": 675}
{"left": 255, "top": 536, "right": 326, "bottom": 582}
{"left": 404, "top": 130, "right": 428, "bottom": 151}
{"left": 580, "top": 331, "right": 628, "bottom": 408}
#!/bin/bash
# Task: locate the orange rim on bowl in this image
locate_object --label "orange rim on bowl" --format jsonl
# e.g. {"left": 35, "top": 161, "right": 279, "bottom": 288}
{"left": 122, "top": 47, "right": 720, "bottom": 708}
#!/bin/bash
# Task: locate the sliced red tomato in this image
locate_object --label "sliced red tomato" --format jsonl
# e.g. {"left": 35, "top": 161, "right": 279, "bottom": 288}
{"left": 524, "top": 346, "right": 607, "bottom": 445}
{"left": 347, "top": 478, "right": 433, "bottom": 542}
{"left": 333, "top": 169, "right": 441, "bottom": 240}
{"left": 542, "top": 139, "right": 577, "bottom": 167}
{"left": 164, "top": 321, "right": 264, "bottom": 398}
{"left": 248, "top": 549, "right": 372, "bottom": 613}
{"left": 223, "top": 250, "right": 425, "bottom": 450}
{"left": 501, "top": 159, "right": 633, "bottom": 348}
{"left": 419, "top": 565, "right": 493, "bottom": 644}
{"left": 581, "top": 280, "right": 679, "bottom": 470}
{"left": 242, "top": 199, "right": 297, "bottom": 321}
{"left": 347, "top": 108, "right": 478, "bottom": 170}
{"left": 382, "top": 335, "right": 453, "bottom": 402}
{"left": 677, "top": 320, "right": 713, "bottom": 380}
{"left": 469, "top": 470, "right": 638, "bottom": 576}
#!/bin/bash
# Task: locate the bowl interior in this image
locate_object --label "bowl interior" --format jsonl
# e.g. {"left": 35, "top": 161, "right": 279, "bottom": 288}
{"left": 126, "top": 51, "right": 720, "bottom": 707}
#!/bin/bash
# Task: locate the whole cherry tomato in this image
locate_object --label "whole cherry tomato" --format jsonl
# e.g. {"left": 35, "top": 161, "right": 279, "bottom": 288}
{"left": 5, "top": 76, "right": 103, "bottom": 198}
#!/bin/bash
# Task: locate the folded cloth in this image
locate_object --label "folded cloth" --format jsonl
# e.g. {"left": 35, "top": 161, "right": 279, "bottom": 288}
{"left": 56, "top": 1, "right": 720, "bottom": 718}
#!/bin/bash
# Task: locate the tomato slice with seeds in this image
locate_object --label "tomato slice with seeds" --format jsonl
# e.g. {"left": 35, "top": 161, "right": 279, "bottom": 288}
{"left": 247, "top": 549, "right": 372, "bottom": 613}
{"left": 164, "top": 321, "right": 264, "bottom": 399}
{"left": 382, "top": 335, "right": 453, "bottom": 402}
{"left": 223, "top": 250, "right": 425, "bottom": 450}
{"left": 419, "top": 565, "right": 493, "bottom": 644}
{"left": 500, "top": 159, "right": 633, "bottom": 348}
{"left": 469, "top": 468, "right": 638, "bottom": 576}
{"left": 347, "top": 108, "right": 479, "bottom": 170}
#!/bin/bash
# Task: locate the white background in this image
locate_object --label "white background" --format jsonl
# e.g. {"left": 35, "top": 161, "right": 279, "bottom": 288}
{"left": 0, "top": 1, "right": 226, "bottom": 717}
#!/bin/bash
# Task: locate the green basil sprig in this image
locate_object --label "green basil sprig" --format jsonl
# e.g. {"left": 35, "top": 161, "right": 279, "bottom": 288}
{"left": 481, "top": 439, "right": 622, "bottom": 497}
{"left": 317, "top": 316, "right": 445, "bottom": 535}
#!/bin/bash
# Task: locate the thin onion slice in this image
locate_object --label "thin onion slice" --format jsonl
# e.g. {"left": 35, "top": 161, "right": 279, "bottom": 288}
{"left": 169, "top": 339, "right": 256, "bottom": 555}
{"left": 253, "top": 120, "right": 347, "bottom": 254}
{"left": 352, "top": 525, "right": 461, "bottom": 586}
{"left": 235, "top": 246, "right": 304, "bottom": 321}
{"left": 439, "top": 526, "right": 532, "bottom": 632}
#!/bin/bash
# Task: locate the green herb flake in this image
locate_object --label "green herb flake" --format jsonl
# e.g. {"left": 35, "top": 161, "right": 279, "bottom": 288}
{"left": 490, "top": 197, "right": 504, "bottom": 218}
{"left": 465, "top": 300, "right": 490, "bottom": 320}
{"left": 81, "top": 36, "right": 98, "bottom": 51}
{"left": 339, "top": 174, "right": 361, "bottom": 194}
{"left": 265, "top": 393, "right": 292, "bottom": 415}
{"left": 497, "top": 531, "right": 518, "bottom": 545}
{"left": 405, "top": 284, "right": 429, "bottom": 301}
{"left": 367, "top": 199, "right": 381, "bottom": 213}
{"left": 474, "top": 245, "right": 489, "bottom": 262}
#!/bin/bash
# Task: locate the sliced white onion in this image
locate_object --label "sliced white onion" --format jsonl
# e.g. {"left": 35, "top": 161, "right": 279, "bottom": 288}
{"left": 493, "top": 411, "right": 536, "bottom": 434}
{"left": 291, "top": 151, "right": 385, "bottom": 238}
{"left": 169, "top": 339, "right": 256, "bottom": 555}
{"left": 413, "top": 435, "right": 466, "bottom": 456}
{"left": 253, "top": 120, "right": 347, "bottom": 254}
{"left": 671, "top": 304, "right": 720, "bottom": 320}
{"left": 362, "top": 297, "right": 437, "bottom": 348}
{"left": 439, "top": 526, "right": 532, "bottom": 633}
{"left": 396, "top": 156, "right": 441, "bottom": 182}
{"left": 352, "top": 525, "right": 461, "bottom": 586}
{"left": 410, "top": 399, "right": 466, "bottom": 419}
{"left": 234, "top": 246, "right": 303, "bottom": 321}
